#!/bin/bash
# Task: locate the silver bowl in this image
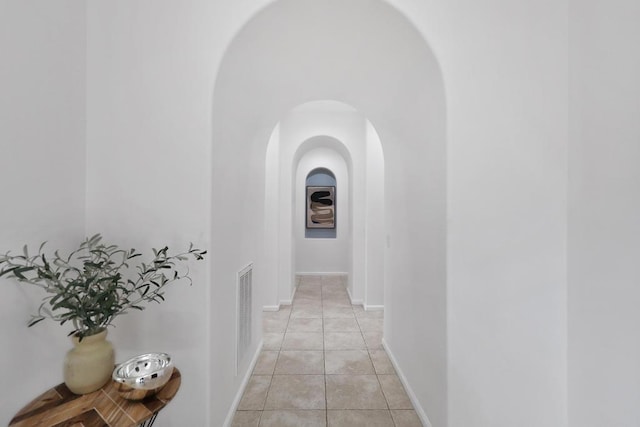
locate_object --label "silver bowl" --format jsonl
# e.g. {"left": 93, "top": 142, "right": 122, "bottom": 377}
{"left": 112, "top": 353, "right": 174, "bottom": 400}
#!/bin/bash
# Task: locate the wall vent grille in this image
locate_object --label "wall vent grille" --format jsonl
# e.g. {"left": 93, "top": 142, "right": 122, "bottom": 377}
{"left": 236, "top": 263, "right": 253, "bottom": 375}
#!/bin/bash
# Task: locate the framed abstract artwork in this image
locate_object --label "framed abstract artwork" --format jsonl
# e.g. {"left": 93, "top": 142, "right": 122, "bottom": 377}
{"left": 306, "top": 186, "right": 335, "bottom": 229}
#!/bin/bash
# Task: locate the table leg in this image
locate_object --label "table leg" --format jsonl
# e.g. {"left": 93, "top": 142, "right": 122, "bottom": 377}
{"left": 138, "top": 412, "right": 159, "bottom": 427}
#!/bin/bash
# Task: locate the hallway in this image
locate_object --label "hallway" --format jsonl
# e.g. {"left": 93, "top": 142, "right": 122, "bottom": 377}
{"left": 232, "top": 275, "right": 423, "bottom": 426}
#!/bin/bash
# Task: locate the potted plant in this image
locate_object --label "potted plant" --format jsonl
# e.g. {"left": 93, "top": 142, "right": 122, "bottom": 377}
{"left": 0, "top": 234, "right": 206, "bottom": 394}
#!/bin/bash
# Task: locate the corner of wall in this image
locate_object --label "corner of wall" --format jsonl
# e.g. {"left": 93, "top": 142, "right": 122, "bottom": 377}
{"left": 222, "top": 339, "right": 264, "bottom": 427}
{"left": 382, "top": 339, "right": 433, "bottom": 427}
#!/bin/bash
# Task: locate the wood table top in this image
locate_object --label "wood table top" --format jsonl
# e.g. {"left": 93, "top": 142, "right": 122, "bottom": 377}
{"left": 9, "top": 367, "right": 181, "bottom": 427}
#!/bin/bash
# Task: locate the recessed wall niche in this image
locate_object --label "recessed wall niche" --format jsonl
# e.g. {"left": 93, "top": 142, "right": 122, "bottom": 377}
{"left": 305, "top": 167, "right": 336, "bottom": 238}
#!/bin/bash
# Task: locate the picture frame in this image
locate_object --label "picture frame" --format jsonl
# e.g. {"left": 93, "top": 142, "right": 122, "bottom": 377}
{"left": 306, "top": 186, "right": 335, "bottom": 229}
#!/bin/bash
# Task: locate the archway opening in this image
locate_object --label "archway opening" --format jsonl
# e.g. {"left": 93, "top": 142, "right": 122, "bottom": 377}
{"left": 210, "top": 1, "right": 446, "bottom": 425}
{"left": 262, "top": 100, "right": 386, "bottom": 310}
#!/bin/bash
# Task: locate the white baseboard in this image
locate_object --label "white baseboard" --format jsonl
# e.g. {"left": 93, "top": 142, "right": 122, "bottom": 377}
{"left": 263, "top": 305, "right": 280, "bottom": 312}
{"left": 347, "top": 288, "right": 363, "bottom": 306}
{"left": 364, "top": 304, "right": 384, "bottom": 311}
{"left": 280, "top": 282, "right": 297, "bottom": 306}
{"left": 382, "top": 339, "right": 432, "bottom": 427}
{"left": 275, "top": 285, "right": 295, "bottom": 308}
{"left": 223, "top": 339, "right": 264, "bottom": 427}
{"left": 296, "top": 271, "right": 348, "bottom": 276}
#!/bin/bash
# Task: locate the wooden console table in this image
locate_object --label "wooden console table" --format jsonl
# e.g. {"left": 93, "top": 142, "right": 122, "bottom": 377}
{"left": 9, "top": 368, "right": 181, "bottom": 427}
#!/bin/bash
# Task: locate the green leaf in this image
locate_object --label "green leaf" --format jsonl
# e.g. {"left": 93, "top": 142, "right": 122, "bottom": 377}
{"left": 12, "top": 266, "right": 35, "bottom": 280}
{"left": 52, "top": 297, "right": 74, "bottom": 311}
{"left": 0, "top": 266, "right": 24, "bottom": 278}
{"left": 50, "top": 293, "right": 64, "bottom": 306}
{"left": 28, "top": 317, "right": 46, "bottom": 327}
{"left": 1, "top": 235, "right": 206, "bottom": 335}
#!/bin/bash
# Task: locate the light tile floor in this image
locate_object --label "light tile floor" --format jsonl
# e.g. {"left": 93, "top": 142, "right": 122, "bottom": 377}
{"left": 232, "top": 275, "right": 423, "bottom": 427}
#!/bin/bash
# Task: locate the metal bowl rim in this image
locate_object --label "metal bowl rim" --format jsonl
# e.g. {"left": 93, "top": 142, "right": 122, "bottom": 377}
{"left": 112, "top": 352, "right": 173, "bottom": 384}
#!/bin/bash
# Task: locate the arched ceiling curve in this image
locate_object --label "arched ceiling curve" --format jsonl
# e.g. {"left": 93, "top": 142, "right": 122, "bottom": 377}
{"left": 211, "top": 0, "right": 445, "bottom": 149}
{"left": 293, "top": 135, "right": 353, "bottom": 173}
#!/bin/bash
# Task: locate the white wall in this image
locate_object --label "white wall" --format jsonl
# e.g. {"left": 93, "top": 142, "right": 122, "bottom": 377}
{"left": 85, "top": 2, "right": 215, "bottom": 425}
{"left": 0, "top": 1, "right": 86, "bottom": 424}
{"left": 2, "top": 1, "right": 606, "bottom": 426}
{"left": 294, "top": 147, "right": 349, "bottom": 274}
{"left": 428, "top": 1, "right": 569, "bottom": 425}
{"left": 262, "top": 125, "right": 281, "bottom": 308}
{"left": 568, "top": 0, "right": 640, "bottom": 425}
{"left": 365, "top": 121, "right": 385, "bottom": 308}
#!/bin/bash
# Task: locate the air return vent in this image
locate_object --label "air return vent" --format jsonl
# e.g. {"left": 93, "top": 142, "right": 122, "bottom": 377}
{"left": 236, "top": 263, "right": 253, "bottom": 375}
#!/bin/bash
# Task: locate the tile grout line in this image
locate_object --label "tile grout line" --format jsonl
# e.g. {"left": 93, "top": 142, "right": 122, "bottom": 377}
{"left": 236, "top": 275, "right": 414, "bottom": 426}
{"left": 358, "top": 307, "right": 392, "bottom": 415}
{"left": 259, "top": 287, "right": 293, "bottom": 423}
{"left": 321, "top": 277, "right": 328, "bottom": 427}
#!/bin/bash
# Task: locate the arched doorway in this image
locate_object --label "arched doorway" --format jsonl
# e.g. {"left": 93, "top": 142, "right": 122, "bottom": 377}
{"left": 210, "top": 1, "right": 446, "bottom": 424}
{"left": 262, "top": 100, "right": 387, "bottom": 310}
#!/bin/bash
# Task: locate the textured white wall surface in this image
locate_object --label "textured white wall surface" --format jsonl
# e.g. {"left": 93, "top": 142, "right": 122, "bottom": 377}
{"left": 2, "top": 0, "right": 637, "bottom": 426}
{"left": 441, "top": 0, "right": 569, "bottom": 424}
{"left": 568, "top": 0, "right": 640, "bottom": 425}
{"left": 0, "top": 1, "right": 86, "bottom": 424}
